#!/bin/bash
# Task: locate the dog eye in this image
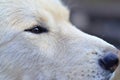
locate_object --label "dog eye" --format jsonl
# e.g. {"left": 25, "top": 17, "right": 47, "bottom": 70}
{"left": 24, "top": 25, "right": 48, "bottom": 34}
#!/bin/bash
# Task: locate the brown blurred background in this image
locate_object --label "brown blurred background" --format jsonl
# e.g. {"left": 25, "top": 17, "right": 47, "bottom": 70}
{"left": 62, "top": 0, "right": 120, "bottom": 49}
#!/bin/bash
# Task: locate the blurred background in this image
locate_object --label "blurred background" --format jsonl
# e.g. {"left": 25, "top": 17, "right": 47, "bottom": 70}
{"left": 62, "top": 0, "right": 120, "bottom": 49}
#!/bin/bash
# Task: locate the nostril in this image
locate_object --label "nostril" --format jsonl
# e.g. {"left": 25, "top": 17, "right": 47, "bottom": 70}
{"left": 99, "top": 53, "right": 119, "bottom": 72}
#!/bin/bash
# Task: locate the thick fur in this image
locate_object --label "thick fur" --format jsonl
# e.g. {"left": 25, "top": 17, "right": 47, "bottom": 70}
{"left": 0, "top": 0, "right": 118, "bottom": 80}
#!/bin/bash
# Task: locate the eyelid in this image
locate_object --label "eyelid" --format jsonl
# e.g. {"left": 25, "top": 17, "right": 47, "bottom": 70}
{"left": 24, "top": 25, "right": 48, "bottom": 34}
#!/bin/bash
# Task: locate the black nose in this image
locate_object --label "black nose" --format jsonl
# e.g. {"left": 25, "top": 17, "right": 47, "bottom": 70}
{"left": 99, "top": 53, "right": 119, "bottom": 72}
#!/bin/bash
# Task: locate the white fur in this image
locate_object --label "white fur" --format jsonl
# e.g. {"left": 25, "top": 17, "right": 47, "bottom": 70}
{"left": 0, "top": 0, "right": 118, "bottom": 80}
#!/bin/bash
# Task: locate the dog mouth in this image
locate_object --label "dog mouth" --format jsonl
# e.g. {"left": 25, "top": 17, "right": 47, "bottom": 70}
{"left": 96, "top": 68, "right": 114, "bottom": 80}
{"left": 108, "top": 66, "right": 119, "bottom": 80}
{"left": 106, "top": 71, "right": 117, "bottom": 80}
{"left": 106, "top": 74, "right": 113, "bottom": 80}
{"left": 104, "top": 71, "right": 117, "bottom": 80}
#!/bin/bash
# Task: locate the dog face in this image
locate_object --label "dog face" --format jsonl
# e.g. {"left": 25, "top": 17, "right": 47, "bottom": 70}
{"left": 0, "top": 0, "right": 119, "bottom": 80}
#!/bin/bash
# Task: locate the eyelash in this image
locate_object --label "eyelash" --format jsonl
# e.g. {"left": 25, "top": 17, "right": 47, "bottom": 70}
{"left": 24, "top": 25, "right": 48, "bottom": 34}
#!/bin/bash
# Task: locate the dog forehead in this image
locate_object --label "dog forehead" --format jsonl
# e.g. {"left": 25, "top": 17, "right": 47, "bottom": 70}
{"left": 16, "top": 0, "right": 69, "bottom": 20}
{"left": 28, "top": 0, "right": 69, "bottom": 21}
{"left": 0, "top": 0, "right": 69, "bottom": 27}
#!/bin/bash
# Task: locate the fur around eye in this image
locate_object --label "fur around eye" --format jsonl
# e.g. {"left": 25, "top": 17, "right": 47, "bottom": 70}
{"left": 24, "top": 25, "right": 48, "bottom": 34}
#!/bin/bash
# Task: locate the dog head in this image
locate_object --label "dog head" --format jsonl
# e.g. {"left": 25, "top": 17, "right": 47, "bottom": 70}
{"left": 0, "top": 0, "right": 119, "bottom": 80}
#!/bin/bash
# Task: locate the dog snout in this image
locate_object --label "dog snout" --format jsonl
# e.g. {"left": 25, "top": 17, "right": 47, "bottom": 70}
{"left": 99, "top": 52, "right": 119, "bottom": 72}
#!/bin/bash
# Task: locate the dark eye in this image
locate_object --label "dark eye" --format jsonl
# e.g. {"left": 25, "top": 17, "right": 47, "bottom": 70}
{"left": 24, "top": 25, "right": 48, "bottom": 34}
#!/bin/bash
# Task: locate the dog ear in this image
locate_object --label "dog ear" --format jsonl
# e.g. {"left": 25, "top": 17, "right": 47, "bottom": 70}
{"left": 110, "top": 52, "right": 120, "bottom": 80}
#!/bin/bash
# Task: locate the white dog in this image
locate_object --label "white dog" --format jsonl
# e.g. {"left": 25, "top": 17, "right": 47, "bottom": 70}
{"left": 0, "top": 0, "right": 119, "bottom": 80}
